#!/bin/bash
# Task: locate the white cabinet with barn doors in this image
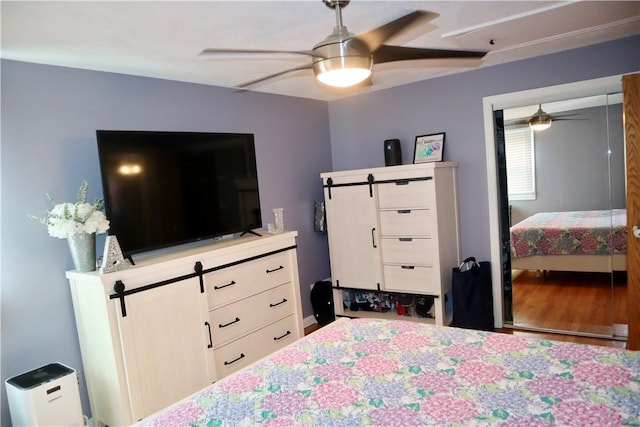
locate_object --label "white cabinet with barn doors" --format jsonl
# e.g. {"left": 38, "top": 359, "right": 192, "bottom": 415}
{"left": 67, "top": 231, "right": 303, "bottom": 426}
{"left": 321, "top": 163, "right": 460, "bottom": 326}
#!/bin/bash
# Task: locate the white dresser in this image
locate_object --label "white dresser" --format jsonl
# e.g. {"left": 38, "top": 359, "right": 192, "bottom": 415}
{"left": 67, "top": 231, "right": 303, "bottom": 426}
{"left": 321, "top": 163, "right": 460, "bottom": 326}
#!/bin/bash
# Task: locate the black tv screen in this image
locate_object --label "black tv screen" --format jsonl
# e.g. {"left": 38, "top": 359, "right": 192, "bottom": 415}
{"left": 96, "top": 130, "right": 262, "bottom": 257}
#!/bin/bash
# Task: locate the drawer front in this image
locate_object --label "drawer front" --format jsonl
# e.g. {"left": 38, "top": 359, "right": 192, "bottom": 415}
{"left": 383, "top": 265, "right": 441, "bottom": 295}
{"left": 379, "top": 209, "right": 433, "bottom": 237}
{"left": 381, "top": 237, "right": 435, "bottom": 265}
{"left": 210, "top": 283, "right": 295, "bottom": 346}
{"left": 377, "top": 179, "right": 434, "bottom": 209}
{"left": 214, "top": 315, "right": 298, "bottom": 379}
{"left": 205, "top": 251, "right": 291, "bottom": 309}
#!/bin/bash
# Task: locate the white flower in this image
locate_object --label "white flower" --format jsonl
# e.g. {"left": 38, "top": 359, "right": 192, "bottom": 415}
{"left": 84, "top": 211, "right": 110, "bottom": 234}
{"left": 30, "top": 181, "right": 110, "bottom": 239}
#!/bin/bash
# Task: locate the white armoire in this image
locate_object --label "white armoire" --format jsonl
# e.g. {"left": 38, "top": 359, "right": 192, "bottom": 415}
{"left": 321, "top": 163, "right": 460, "bottom": 326}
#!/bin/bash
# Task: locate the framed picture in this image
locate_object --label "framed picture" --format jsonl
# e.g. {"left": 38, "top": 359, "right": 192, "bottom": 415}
{"left": 413, "top": 132, "right": 445, "bottom": 163}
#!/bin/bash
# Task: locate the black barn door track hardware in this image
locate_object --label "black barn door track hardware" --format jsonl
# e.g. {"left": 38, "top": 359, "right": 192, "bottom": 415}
{"left": 109, "top": 245, "right": 296, "bottom": 317}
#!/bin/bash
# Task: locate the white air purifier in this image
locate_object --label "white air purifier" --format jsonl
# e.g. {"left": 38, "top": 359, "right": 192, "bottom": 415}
{"left": 5, "top": 362, "right": 84, "bottom": 427}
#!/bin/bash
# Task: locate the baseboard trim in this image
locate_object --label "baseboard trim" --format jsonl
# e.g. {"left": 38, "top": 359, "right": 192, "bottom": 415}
{"left": 303, "top": 315, "right": 316, "bottom": 328}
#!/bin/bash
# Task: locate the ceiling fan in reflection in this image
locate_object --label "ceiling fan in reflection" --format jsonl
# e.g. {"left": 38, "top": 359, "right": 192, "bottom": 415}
{"left": 506, "top": 104, "right": 585, "bottom": 131}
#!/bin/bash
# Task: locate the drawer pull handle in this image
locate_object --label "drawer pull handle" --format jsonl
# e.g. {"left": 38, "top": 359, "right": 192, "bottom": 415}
{"left": 270, "top": 298, "right": 287, "bottom": 307}
{"left": 274, "top": 330, "right": 291, "bottom": 341}
{"left": 204, "top": 321, "right": 213, "bottom": 348}
{"left": 371, "top": 228, "right": 377, "bottom": 248}
{"left": 401, "top": 265, "right": 415, "bottom": 270}
{"left": 397, "top": 209, "right": 411, "bottom": 214}
{"left": 395, "top": 180, "right": 409, "bottom": 186}
{"left": 224, "top": 353, "right": 245, "bottom": 366}
{"left": 266, "top": 265, "right": 284, "bottom": 273}
{"left": 399, "top": 238, "right": 413, "bottom": 242}
{"left": 214, "top": 280, "right": 236, "bottom": 290}
{"left": 219, "top": 317, "right": 240, "bottom": 328}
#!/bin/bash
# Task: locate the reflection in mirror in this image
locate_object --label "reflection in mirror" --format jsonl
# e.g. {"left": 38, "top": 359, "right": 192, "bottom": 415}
{"left": 502, "top": 93, "right": 628, "bottom": 339}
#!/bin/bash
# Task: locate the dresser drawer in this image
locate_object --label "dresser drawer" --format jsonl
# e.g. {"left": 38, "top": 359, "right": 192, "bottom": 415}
{"left": 377, "top": 179, "right": 434, "bottom": 209}
{"left": 205, "top": 251, "right": 291, "bottom": 309}
{"left": 379, "top": 209, "right": 433, "bottom": 237}
{"left": 213, "top": 315, "right": 299, "bottom": 379}
{"left": 383, "top": 264, "right": 441, "bottom": 295}
{"left": 210, "top": 283, "right": 294, "bottom": 346}
{"left": 381, "top": 237, "right": 435, "bottom": 265}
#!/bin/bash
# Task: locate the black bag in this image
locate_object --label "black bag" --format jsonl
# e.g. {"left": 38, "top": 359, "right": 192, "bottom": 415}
{"left": 451, "top": 257, "right": 494, "bottom": 331}
{"left": 310, "top": 281, "right": 335, "bottom": 326}
{"left": 415, "top": 296, "right": 435, "bottom": 318}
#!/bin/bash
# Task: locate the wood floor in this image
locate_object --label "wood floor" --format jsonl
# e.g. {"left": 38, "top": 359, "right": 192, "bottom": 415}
{"left": 510, "top": 269, "right": 628, "bottom": 348}
{"left": 306, "top": 270, "right": 629, "bottom": 349}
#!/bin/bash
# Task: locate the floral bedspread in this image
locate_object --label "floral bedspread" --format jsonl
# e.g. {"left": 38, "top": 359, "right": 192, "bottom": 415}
{"left": 139, "top": 318, "right": 639, "bottom": 426}
{"left": 510, "top": 209, "right": 627, "bottom": 258}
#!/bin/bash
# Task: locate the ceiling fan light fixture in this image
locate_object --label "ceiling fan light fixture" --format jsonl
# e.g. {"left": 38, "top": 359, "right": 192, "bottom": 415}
{"left": 314, "top": 56, "right": 372, "bottom": 87}
{"left": 529, "top": 116, "right": 552, "bottom": 131}
{"left": 528, "top": 105, "right": 552, "bottom": 131}
{"left": 529, "top": 121, "right": 551, "bottom": 131}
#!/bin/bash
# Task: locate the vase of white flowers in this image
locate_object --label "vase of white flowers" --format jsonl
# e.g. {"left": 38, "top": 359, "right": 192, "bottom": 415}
{"left": 31, "top": 181, "right": 110, "bottom": 272}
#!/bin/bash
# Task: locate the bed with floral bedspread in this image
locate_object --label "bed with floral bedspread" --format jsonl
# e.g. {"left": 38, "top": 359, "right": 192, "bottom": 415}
{"left": 510, "top": 209, "right": 627, "bottom": 272}
{"left": 139, "top": 317, "right": 639, "bottom": 426}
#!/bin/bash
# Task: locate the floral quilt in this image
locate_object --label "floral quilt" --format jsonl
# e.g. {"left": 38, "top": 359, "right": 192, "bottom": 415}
{"left": 139, "top": 318, "right": 639, "bottom": 426}
{"left": 510, "top": 209, "right": 627, "bottom": 258}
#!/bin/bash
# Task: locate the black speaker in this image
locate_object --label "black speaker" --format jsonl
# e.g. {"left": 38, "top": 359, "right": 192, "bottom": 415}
{"left": 384, "top": 139, "right": 402, "bottom": 166}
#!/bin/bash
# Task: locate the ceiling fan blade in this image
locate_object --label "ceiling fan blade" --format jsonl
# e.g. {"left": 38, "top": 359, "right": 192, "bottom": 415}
{"left": 201, "top": 48, "right": 324, "bottom": 59}
{"left": 550, "top": 113, "right": 582, "bottom": 119}
{"left": 505, "top": 119, "right": 531, "bottom": 127}
{"left": 235, "top": 64, "right": 314, "bottom": 89}
{"left": 372, "top": 45, "right": 487, "bottom": 64}
{"left": 552, "top": 118, "right": 588, "bottom": 121}
{"left": 354, "top": 11, "right": 438, "bottom": 51}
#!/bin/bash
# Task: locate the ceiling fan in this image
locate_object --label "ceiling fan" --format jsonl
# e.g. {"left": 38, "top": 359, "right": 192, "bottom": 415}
{"left": 507, "top": 104, "right": 584, "bottom": 131}
{"left": 200, "top": 0, "right": 487, "bottom": 90}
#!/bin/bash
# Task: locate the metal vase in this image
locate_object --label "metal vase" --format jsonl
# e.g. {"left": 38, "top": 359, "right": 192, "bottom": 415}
{"left": 68, "top": 233, "right": 96, "bottom": 272}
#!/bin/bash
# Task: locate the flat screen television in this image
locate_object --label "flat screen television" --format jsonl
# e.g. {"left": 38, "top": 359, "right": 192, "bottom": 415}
{"left": 96, "top": 130, "right": 262, "bottom": 258}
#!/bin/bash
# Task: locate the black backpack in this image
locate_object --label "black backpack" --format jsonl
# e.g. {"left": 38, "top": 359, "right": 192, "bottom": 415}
{"left": 310, "top": 281, "right": 335, "bottom": 326}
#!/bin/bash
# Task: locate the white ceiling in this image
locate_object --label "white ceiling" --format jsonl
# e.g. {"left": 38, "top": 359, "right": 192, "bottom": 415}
{"left": 2, "top": 1, "right": 639, "bottom": 101}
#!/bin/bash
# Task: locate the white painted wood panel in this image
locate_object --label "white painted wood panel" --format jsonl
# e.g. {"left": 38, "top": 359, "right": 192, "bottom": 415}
{"left": 213, "top": 315, "right": 298, "bottom": 378}
{"left": 116, "top": 277, "right": 212, "bottom": 422}
{"left": 209, "top": 283, "right": 295, "bottom": 346}
{"left": 323, "top": 183, "right": 383, "bottom": 290}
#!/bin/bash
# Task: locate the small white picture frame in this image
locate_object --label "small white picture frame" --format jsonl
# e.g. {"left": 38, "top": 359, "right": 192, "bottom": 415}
{"left": 413, "top": 132, "right": 445, "bottom": 163}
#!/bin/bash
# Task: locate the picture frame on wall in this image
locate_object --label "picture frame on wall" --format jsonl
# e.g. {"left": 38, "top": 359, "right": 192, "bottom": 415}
{"left": 413, "top": 132, "right": 445, "bottom": 163}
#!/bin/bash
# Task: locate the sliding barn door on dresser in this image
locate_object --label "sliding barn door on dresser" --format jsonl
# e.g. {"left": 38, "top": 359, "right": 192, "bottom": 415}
{"left": 67, "top": 231, "right": 303, "bottom": 426}
{"left": 322, "top": 177, "right": 382, "bottom": 290}
{"left": 321, "top": 163, "right": 460, "bottom": 326}
{"left": 115, "top": 275, "right": 214, "bottom": 422}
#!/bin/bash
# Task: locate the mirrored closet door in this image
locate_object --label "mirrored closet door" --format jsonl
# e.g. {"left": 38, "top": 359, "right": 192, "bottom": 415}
{"left": 496, "top": 92, "right": 628, "bottom": 339}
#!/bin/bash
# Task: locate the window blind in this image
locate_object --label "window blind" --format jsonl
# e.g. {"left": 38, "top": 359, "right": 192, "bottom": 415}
{"left": 505, "top": 127, "right": 536, "bottom": 200}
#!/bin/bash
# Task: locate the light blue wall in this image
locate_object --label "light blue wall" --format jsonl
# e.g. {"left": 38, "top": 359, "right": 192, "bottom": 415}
{"left": 0, "top": 60, "right": 332, "bottom": 424}
{"left": 327, "top": 36, "right": 639, "bottom": 261}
